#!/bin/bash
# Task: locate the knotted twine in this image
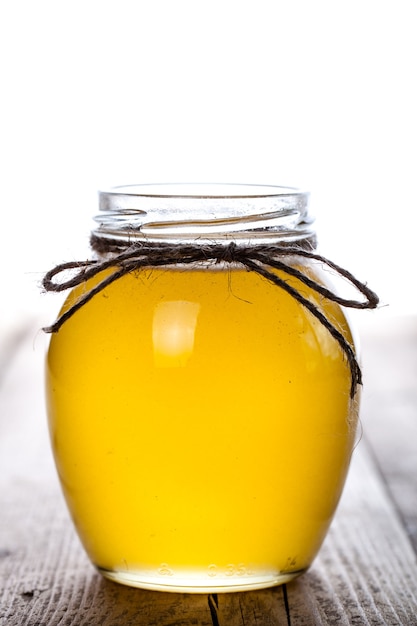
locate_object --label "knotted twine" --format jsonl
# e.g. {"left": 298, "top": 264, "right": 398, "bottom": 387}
{"left": 42, "top": 234, "right": 379, "bottom": 398}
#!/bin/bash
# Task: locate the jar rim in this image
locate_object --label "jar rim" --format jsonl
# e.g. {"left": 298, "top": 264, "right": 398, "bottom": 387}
{"left": 99, "top": 182, "right": 308, "bottom": 200}
{"left": 95, "top": 182, "right": 314, "bottom": 246}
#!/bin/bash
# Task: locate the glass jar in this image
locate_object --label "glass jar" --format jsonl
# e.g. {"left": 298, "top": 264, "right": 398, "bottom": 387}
{"left": 44, "top": 183, "right": 373, "bottom": 593}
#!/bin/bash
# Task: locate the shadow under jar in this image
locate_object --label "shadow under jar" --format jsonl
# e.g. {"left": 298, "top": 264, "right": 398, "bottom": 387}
{"left": 45, "top": 183, "right": 365, "bottom": 593}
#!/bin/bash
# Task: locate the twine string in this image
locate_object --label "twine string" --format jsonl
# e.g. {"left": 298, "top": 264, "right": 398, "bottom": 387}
{"left": 42, "top": 238, "right": 379, "bottom": 398}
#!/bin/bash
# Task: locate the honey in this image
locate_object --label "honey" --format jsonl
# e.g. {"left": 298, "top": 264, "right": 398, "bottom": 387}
{"left": 46, "top": 262, "right": 357, "bottom": 592}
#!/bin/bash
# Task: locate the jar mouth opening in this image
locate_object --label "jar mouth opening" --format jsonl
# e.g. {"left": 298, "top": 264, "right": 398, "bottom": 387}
{"left": 100, "top": 183, "right": 307, "bottom": 200}
{"left": 95, "top": 183, "right": 314, "bottom": 246}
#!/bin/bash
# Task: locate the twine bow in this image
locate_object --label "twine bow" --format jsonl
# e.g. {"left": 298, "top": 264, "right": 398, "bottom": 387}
{"left": 43, "top": 235, "right": 379, "bottom": 398}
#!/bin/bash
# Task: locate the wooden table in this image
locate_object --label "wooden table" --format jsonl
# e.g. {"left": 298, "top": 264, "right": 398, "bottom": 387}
{"left": 1, "top": 315, "right": 416, "bottom": 625}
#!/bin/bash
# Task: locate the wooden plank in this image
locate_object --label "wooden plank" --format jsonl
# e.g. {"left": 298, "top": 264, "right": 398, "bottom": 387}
{"left": 1, "top": 320, "right": 417, "bottom": 624}
{"left": 360, "top": 315, "right": 417, "bottom": 552}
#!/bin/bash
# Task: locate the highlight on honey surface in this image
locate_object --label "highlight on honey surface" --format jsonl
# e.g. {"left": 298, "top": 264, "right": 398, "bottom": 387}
{"left": 152, "top": 300, "right": 200, "bottom": 368}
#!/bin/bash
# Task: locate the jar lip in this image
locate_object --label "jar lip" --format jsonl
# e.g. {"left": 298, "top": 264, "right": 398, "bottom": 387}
{"left": 95, "top": 182, "right": 314, "bottom": 246}
{"left": 99, "top": 182, "right": 308, "bottom": 200}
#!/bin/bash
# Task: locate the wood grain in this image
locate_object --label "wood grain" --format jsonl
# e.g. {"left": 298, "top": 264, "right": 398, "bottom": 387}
{"left": 361, "top": 315, "right": 417, "bottom": 553}
{"left": 1, "top": 317, "right": 416, "bottom": 625}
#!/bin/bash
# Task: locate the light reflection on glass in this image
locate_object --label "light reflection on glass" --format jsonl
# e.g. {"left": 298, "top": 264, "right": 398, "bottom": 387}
{"left": 152, "top": 301, "right": 200, "bottom": 368}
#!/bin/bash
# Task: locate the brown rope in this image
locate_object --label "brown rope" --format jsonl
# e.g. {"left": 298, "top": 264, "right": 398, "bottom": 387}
{"left": 42, "top": 236, "right": 379, "bottom": 398}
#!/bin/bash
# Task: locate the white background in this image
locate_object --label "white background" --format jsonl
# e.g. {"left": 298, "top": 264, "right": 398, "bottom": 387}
{"left": 1, "top": 0, "right": 416, "bottom": 334}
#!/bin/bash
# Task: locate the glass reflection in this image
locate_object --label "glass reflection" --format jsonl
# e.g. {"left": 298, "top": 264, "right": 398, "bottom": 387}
{"left": 152, "top": 301, "right": 200, "bottom": 367}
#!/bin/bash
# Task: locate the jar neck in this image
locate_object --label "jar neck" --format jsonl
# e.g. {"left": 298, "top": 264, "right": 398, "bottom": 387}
{"left": 93, "top": 183, "right": 315, "bottom": 248}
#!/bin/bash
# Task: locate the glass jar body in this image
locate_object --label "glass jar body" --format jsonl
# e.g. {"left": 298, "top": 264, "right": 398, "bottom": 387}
{"left": 45, "top": 258, "right": 358, "bottom": 592}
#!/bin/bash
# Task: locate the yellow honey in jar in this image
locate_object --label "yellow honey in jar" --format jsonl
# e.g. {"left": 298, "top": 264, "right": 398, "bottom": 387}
{"left": 43, "top": 183, "right": 378, "bottom": 592}
{"left": 46, "top": 261, "right": 357, "bottom": 592}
